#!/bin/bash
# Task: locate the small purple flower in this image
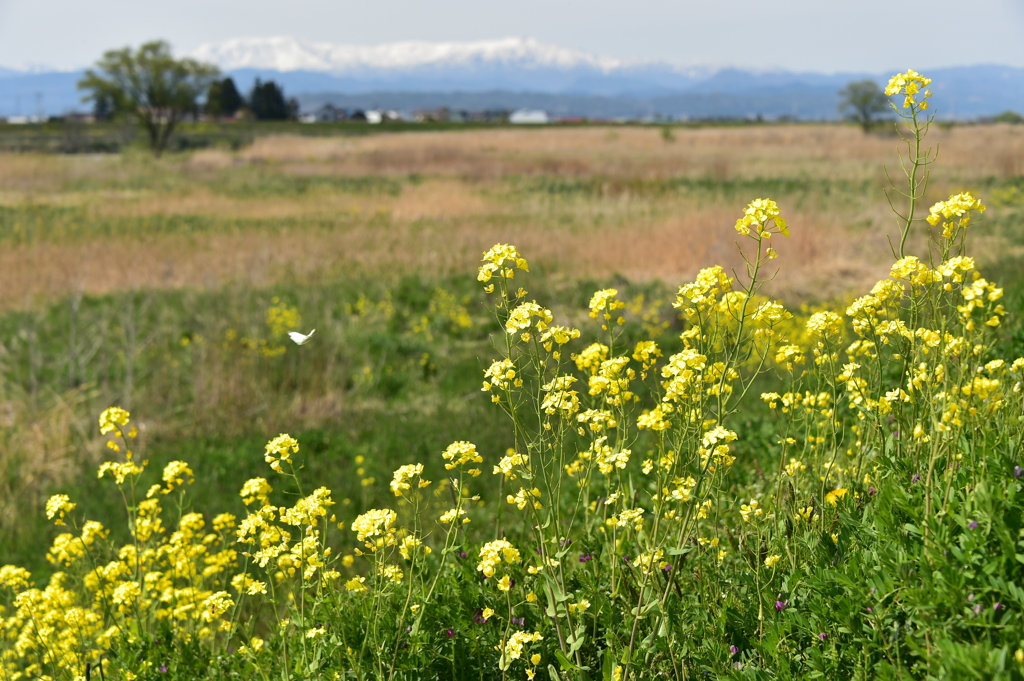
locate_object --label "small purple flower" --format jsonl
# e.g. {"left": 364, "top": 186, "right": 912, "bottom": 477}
{"left": 729, "top": 645, "right": 739, "bottom": 655}
{"left": 775, "top": 600, "right": 788, "bottom": 611}
{"left": 994, "top": 602, "right": 1004, "bottom": 611}
{"left": 473, "top": 610, "right": 487, "bottom": 624}
{"left": 819, "top": 633, "right": 828, "bottom": 641}
{"left": 446, "top": 629, "right": 456, "bottom": 638}
{"left": 509, "top": 578, "right": 516, "bottom": 588}
{"left": 560, "top": 539, "right": 573, "bottom": 547}
{"left": 459, "top": 551, "right": 467, "bottom": 559}
{"left": 513, "top": 616, "right": 525, "bottom": 626}
{"left": 911, "top": 473, "right": 921, "bottom": 483}
{"left": 623, "top": 555, "right": 631, "bottom": 563}
{"left": 968, "top": 593, "right": 975, "bottom": 602}
{"left": 969, "top": 521, "right": 979, "bottom": 530}
{"left": 973, "top": 604, "right": 983, "bottom": 616}
{"left": 867, "top": 607, "right": 873, "bottom": 612}
{"left": 663, "top": 564, "right": 673, "bottom": 573}
{"left": 159, "top": 666, "right": 168, "bottom": 674}
{"left": 733, "top": 662, "right": 743, "bottom": 670}
{"left": 1015, "top": 466, "right": 1023, "bottom": 479}
{"left": 868, "top": 487, "right": 878, "bottom": 497}
{"left": 579, "top": 554, "right": 593, "bottom": 563}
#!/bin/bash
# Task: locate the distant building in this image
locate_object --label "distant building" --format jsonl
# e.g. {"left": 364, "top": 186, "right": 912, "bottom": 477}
{"left": 300, "top": 104, "right": 347, "bottom": 123}
{"left": 4, "top": 115, "right": 46, "bottom": 124}
{"left": 509, "top": 109, "right": 549, "bottom": 125}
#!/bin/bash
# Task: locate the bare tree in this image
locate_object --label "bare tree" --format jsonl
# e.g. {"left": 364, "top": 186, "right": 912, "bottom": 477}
{"left": 78, "top": 41, "right": 219, "bottom": 156}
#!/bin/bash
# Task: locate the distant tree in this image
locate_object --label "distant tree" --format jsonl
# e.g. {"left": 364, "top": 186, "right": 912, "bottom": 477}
{"left": 992, "top": 110, "right": 1024, "bottom": 124}
{"left": 838, "top": 80, "right": 890, "bottom": 133}
{"left": 92, "top": 92, "right": 114, "bottom": 122}
{"left": 205, "top": 77, "right": 244, "bottom": 118}
{"left": 78, "top": 41, "right": 219, "bottom": 156}
{"left": 249, "top": 79, "right": 297, "bottom": 120}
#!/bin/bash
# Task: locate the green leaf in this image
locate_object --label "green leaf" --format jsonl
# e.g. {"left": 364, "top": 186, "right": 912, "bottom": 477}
{"left": 603, "top": 649, "right": 615, "bottom": 681}
{"left": 568, "top": 626, "right": 587, "bottom": 655}
{"left": 555, "top": 650, "right": 582, "bottom": 671}
{"left": 666, "top": 546, "right": 694, "bottom": 556}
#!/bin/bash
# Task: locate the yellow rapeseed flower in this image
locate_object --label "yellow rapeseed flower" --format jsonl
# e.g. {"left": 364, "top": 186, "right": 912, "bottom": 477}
{"left": 734, "top": 198, "right": 789, "bottom": 238}
{"left": 98, "top": 407, "right": 130, "bottom": 435}
{"left": 390, "top": 463, "right": 424, "bottom": 496}
{"left": 264, "top": 433, "right": 299, "bottom": 473}
{"left": 825, "top": 488, "right": 849, "bottom": 505}
{"left": 45, "top": 495, "right": 76, "bottom": 526}
{"left": 478, "top": 243, "right": 528, "bottom": 284}
{"left": 885, "top": 69, "right": 932, "bottom": 109}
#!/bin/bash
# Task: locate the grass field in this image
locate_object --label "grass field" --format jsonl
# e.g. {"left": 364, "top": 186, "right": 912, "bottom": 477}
{"left": 3, "top": 122, "right": 1024, "bottom": 562}
{"left": 3, "top": 115, "right": 1024, "bottom": 679}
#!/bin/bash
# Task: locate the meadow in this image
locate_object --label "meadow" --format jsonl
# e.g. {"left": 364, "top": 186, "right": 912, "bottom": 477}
{"left": 3, "top": 79, "right": 1024, "bottom": 679}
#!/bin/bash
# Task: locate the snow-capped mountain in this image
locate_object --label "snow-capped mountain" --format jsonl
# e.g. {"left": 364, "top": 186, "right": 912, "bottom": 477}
{"left": 186, "top": 36, "right": 723, "bottom": 96}
{"left": 2, "top": 37, "right": 1023, "bottom": 119}
{"left": 189, "top": 36, "right": 635, "bottom": 73}
{"left": 188, "top": 36, "right": 732, "bottom": 79}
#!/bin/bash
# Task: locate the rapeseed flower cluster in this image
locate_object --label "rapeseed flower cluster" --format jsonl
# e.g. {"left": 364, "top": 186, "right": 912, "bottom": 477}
{"left": 885, "top": 69, "right": 933, "bottom": 109}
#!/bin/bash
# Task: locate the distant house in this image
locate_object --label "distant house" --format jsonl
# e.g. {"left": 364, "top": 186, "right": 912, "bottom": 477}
{"left": 316, "top": 104, "right": 342, "bottom": 122}
{"left": 509, "top": 109, "right": 549, "bottom": 125}
{"left": 300, "top": 104, "right": 344, "bottom": 123}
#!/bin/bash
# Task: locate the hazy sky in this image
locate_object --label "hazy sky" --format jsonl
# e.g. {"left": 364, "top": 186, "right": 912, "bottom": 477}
{"left": 2, "top": 0, "right": 1023, "bottom": 72}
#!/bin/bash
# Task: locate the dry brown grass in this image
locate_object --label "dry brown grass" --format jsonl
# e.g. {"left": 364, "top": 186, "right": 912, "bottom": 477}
{"left": 0, "top": 203, "right": 890, "bottom": 307}
{"left": 230, "top": 124, "right": 1024, "bottom": 182}
{"left": 0, "top": 123, "right": 1021, "bottom": 309}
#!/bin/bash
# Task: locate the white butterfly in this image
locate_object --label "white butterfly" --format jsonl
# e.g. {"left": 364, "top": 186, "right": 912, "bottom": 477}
{"left": 288, "top": 329, "right": 316, "bottom": 345}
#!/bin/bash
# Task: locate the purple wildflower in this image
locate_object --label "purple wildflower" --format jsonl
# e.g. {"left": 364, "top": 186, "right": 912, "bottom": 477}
{"left": 911, "top": 473, "right": 921, "bottom": 483}
{"left": 819, "top": 633, "right": 828, "bottom": 641}
{"left": 969, "top": 521, "right": 979, "bottom": 530}
{"left": 775, "top": 600, "right": 788, "bottom": 611}
{"left": 729, "top": 645, "right": 739, "bottom": 655}
{"left": 1015, "top": 466, "right": 1023, "bottom": 479}
{"left": 446, "top": 629, "right": 456, "bottom": 638}
{"left": 973, "top": 604, "right": 983, "bottom": 616}
{"left": 995, "top": 602, "right": 1004, "bottom": 611}
{"left": 459, "top": 551, "right": 467, "bottom": 559}
{"left": 159, "top": 666, "right": 168, "bottom": 674}
{"left": 473, "top": 610, "right": 487, "bottom": 624}
{"left": 580, "top": 554, "right": 593, "bottom": 563}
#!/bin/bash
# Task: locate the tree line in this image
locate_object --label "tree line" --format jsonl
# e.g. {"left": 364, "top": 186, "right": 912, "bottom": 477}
{"left": 78, "top": 41, "right": 299, "bottom": 156}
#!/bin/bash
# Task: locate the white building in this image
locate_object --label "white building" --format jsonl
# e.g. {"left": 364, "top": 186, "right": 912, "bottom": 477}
{"left": 509, "top": 109, "right": 549, "bottom": 125}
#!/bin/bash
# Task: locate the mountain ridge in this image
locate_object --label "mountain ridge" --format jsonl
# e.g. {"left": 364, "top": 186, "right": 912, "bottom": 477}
{"left": 1, "top": 37, "right": 1022, "bottom": 120}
